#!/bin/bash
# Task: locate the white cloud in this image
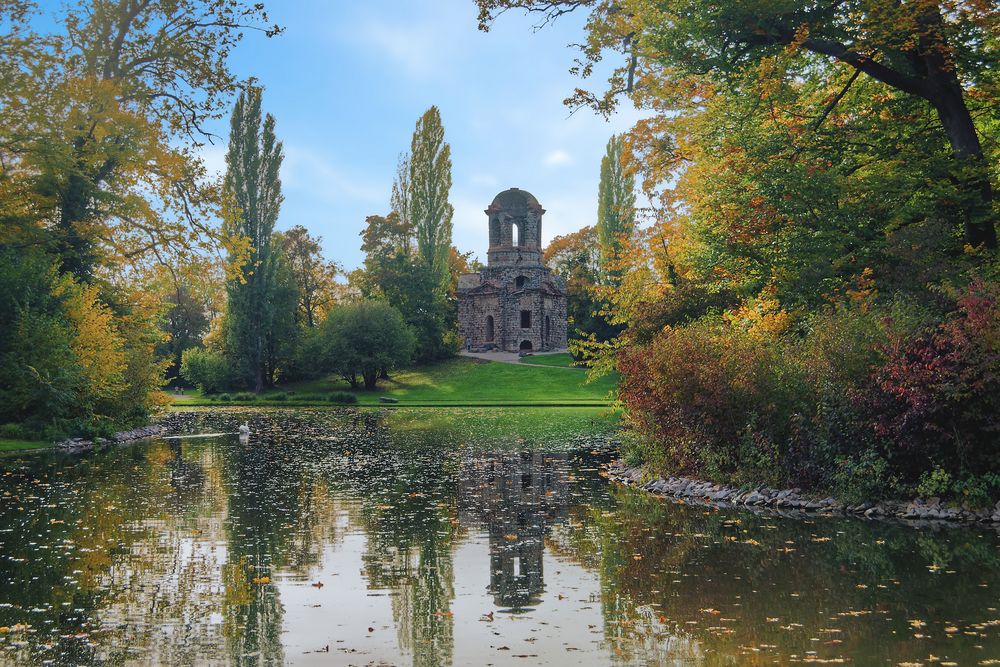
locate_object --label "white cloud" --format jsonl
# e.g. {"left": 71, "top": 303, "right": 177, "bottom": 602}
{"left": 542, "top": 149, "right": 573, "bottom": 167}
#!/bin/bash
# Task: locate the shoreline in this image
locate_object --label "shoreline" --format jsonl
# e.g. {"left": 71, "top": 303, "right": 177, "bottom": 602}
{"left": 56, "top": 424, "right": 166, "bottom": 453}
{"left": 606, "top": 462, "right": 1000, "bottom": 530}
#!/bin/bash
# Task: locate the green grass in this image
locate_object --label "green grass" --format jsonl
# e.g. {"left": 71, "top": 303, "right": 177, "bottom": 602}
{"left": 0, "top": 438, "right": 51, "bottom": 452}
{"left": 172, "top": 356, "right": 617, "bottom": 408}
{"left": 518, "top": 352, "right": 580, "bottom": 368}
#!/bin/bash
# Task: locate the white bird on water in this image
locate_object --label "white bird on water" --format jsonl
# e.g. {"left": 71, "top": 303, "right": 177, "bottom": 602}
{"left": 239, "top": 422, "right": 250, "bottom": 438}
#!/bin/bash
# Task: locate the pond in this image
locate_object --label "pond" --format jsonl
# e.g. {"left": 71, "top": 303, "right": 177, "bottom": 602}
{"left": 1, "top": 408, "right": 998, "bottom": 666}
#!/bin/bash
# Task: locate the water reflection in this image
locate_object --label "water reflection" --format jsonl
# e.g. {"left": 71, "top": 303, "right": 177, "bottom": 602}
{"left": 0, "top": 408, "right": 997, "bottom": 666}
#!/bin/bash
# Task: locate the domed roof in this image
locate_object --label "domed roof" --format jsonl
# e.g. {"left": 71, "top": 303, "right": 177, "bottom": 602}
{"left": 490, "top": 188, "right": 541, "bottom": 212}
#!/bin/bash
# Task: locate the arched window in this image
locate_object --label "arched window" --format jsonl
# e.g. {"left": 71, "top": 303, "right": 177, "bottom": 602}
{"left": 520, "top": 310, "right": 531, "bottom": 329}
{"left": 515, "top": 275, "right": 526, "bottom": 289}
{"left": 485, "top": 315, "right": 494, "bottom": 342}
{"left": 512, "top": 222, "right": 520, "bottom": 247}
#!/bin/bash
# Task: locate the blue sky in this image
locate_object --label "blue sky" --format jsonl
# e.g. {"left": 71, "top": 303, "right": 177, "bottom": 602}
{"left": 215, "top": 0, "right": 647, "bottom": 270}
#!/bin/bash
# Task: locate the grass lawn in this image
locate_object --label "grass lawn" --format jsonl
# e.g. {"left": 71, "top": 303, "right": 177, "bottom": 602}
{"left": 0, "top": 438, "right": 51, "bottom": 452}
{"left": 172, "top": 356, "right": 618, "bottom": 408}
{"left": 518, "top": 352, "right": 580, "bottom": 368}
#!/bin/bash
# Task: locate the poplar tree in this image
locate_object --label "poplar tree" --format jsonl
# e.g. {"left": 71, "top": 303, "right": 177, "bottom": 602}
{"left": 409, "top": 106, "right": 454, "bottom": 286}
{"left": 223, "top": 86, "right": 285, "bottom": 393}
{"left": 596, "top": 134, "right": 636, "bottom": 285}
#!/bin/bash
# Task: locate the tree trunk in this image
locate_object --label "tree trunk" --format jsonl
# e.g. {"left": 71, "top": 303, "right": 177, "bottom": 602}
{"left": 929, "top": 83, "right": 997, "bottom": 249}
{"left": 363, "top": 369, "right": 378, "bottom": 390}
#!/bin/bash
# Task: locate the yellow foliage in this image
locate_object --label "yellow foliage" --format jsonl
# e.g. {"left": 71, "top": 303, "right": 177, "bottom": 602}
{"left": 52, "top": 276, "right": 126, "bottom": 401}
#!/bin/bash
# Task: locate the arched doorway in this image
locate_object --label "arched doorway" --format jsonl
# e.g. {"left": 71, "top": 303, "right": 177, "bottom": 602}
{"left": 485, "top": 315, "right": 494, "bottom": 343}
{"left": 519, "top": 340, "right": 533, "bottom": 352}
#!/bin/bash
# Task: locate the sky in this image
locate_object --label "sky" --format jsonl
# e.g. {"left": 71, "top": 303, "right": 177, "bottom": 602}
{"left": 210, "top": 0, "right": 645, "bottom": 270}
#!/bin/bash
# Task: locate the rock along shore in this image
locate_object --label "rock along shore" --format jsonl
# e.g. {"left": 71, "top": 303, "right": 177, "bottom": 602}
{"left": 606, "top": 462, "right": 1000, "bottom": 529}
{"left": 56, "top": 424, "right": 165, "bottom": 454}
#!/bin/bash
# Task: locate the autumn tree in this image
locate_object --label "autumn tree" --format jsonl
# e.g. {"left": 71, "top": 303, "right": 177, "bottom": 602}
{"left": 545, "top": 225, "right": 621, "bottom": 344}
{"left": 222, "top": 86, "right": 287, "bottom": 392}
{"left": 0, "top": 0, "right": 280, "bottom": 278}
{"left": 409, "top": 106, "right": 454, "bottom": 286}
{"left": 596, "top": 134, "right": 636, "bottom": 285}
{"left": 281, "top": 225, "right": 340, "bottom": 328}
{"left": 477, "top": 0, "right": 998, "bottom": 251}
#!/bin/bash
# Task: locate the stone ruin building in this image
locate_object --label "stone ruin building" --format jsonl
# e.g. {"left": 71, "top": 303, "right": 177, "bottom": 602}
{"left": 457, "top": 188, "right": 568, "bottom": 353}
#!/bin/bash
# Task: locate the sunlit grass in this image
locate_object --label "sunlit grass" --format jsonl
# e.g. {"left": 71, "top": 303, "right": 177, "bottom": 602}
{"left": 518, "top": 352, "right": 580, "bottom": 368}
{"left": 172, "top": 356, "right": 618, "bottom": 407}
{"left": 0, "top": 438, "right": 51, "bottom": 452}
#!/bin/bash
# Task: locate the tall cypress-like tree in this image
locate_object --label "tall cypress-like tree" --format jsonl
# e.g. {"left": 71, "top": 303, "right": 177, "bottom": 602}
{"left": 223, "top": 87, "right": 284, "bottom": 392}
{"left": 409, "top": 106, "right": 454, "bottom": 287}
{"left": 596, "top": 134, "right": 636, "bottom": 286}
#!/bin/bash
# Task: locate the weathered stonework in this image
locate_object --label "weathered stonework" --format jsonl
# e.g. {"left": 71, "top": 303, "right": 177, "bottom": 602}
{"left": 458, "top": 188, "right": 568, "bottom": 352}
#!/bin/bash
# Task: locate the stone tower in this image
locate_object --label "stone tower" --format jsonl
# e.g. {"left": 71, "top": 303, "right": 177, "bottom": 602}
{"left": 457, "top": 188, "right": 568, "bottom": 352}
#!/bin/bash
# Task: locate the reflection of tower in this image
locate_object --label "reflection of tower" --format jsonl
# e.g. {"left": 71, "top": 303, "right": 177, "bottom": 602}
{"left": 460, "top": 451, "right": 569, "bottom": 613}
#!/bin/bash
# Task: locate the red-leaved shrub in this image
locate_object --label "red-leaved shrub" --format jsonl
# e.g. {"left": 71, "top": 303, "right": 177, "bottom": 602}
{"left": 865, "top": 280, "right": 1000, "bottom": 480}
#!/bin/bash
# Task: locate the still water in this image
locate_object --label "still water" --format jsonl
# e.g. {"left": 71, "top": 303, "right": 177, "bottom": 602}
{"left": 1, "top": 408, "right": 998, "bottom": 666}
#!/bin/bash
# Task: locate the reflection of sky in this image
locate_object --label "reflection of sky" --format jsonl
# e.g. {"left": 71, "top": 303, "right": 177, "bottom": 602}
{"left": 275, "top": 535, "right": 607, "bottom": 666}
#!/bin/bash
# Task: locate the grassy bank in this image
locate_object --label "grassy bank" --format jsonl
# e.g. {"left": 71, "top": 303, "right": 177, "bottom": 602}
{"left": 0, "top": 438, "right": 52, "bottom": 452}
{"left": 172, "top": 357, "right": 617, "bottom": 408}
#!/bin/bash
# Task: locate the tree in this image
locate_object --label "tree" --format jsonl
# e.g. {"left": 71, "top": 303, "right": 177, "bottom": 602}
{"left": 0, "top": 0, "right": 280, "bottom": 279}
{"left": 546, "top": 225, "right": 622, "bottom": 345}
{"left": 596, "top": 134, "right": 636, "bottom": 285}
{"left": 476, "top": 0, "right": 998, "bottom": 250}
{"left": 314, "top": 301, "right": 415, "bottom": 390}
{"left": 409, "top": 106, "right": 454, "bottom": 285}
{"left": 280, "top": 225, "right": 340, "bottom": 328}
{"left": 223, "top": 86, "right": 285, "bottom": 392}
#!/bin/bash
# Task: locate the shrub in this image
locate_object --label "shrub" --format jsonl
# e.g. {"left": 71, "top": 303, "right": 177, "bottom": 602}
{"left": 180, "top": 348, "right": 231, "bottom": 394}
{"left": 232, "top": 392, "right": 256, "bottom": 402}
{"left": 617, "top": 314, "right": 810, "bottom": 484}
{"left": 0, "top": 423, "right": 24, "bottom": 439}
{"left": 313, "top": 301, "right": 416, "bottom": 390}
{"left": 269, "top": 392, "right": 288, "bottom": 402}
{"left": 327, "top": 391, "right": 358, "bottom": 404}
{"left": 864, "top": 280, "right": 1000, "bottom": 484}
{"left": 832, "top": 449, "right": 899, "bottom": 505}
{"left": 217, "top": 393, "right": 232, "bottom": 402}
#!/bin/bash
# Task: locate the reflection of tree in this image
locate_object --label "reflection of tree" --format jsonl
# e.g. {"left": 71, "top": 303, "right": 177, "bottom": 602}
{"left": 459, "top": 452, "right": 569, "bottom": 612}
{"left": 553, "top": 485, "right": 1000, "bottom": 666}
{"left": 354, "top": 425, "right": 459, "bottom": 667}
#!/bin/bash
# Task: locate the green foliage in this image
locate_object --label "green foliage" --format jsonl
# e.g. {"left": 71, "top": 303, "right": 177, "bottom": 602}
{"left": 222, "top": 85, "right": 290, "bottom": 393}
{"left": 180, "top": 348, "right": 231, "bottom": 395}
{"left": 0, "top": 247, "right": 166, "bottom": 439}
{"left": 409, "top": 106, "right": 454, "bottom": 287}
{"left": 596, "top": 134, "right": 636, "bottom": 285}
{"left": 312, "top": 301, "right": 416, "bottom": 390}
{"left": 326, "top": 392, "right": 358, "bottom": 404}
{"left": 917, "top": 468, "right": 952, "bottom": 500}
{"left": 833, "top": 450, "right": 899, "bottom": 506}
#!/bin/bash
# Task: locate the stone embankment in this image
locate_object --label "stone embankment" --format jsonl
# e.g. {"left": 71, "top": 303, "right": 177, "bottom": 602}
{"left": 57, "top": 424, "right": 165, "bottom": 453}
{"left": 607, "top": 463, "right": 1000, "bottom": 528}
